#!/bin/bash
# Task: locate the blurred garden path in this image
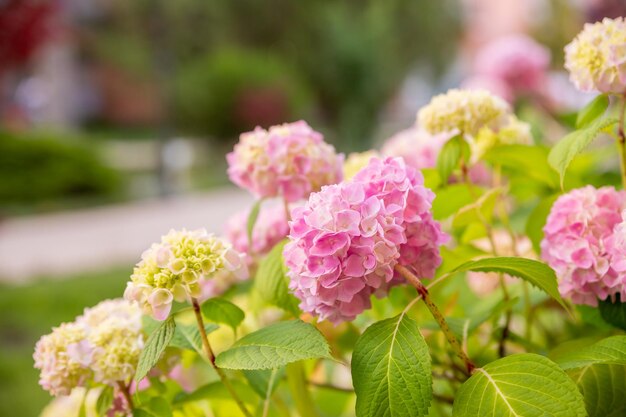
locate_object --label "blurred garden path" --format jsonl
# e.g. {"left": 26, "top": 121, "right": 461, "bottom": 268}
{"left": 0, "top": 188, "right": 252, "bottom": 283}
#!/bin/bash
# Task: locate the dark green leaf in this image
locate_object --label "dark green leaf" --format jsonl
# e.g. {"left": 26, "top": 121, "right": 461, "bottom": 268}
{"left": 568, "top": 364, "right": 626, "bottom": 417}
{"left": 576, "top": 94, "right": 609, "bottom": 128}
{"left": 201, "top": 297, "right": 245, "bottom": 331}
{"left": 215, "top": 320, "right": 331, "bottom": 370}
{"left": 135, "top": 317, "right": 176, "bottom": 382}
{"left": 352, "top": 314, "right": 432, "bottom": 417}
{"left": 599, "top": 295, "right": 626, "bottom": 330}
{"left": 243, "top": 368, "right": 285, "bottom": 398}
{"left": 554, "top": 336, "right": 626, "bottom": 370}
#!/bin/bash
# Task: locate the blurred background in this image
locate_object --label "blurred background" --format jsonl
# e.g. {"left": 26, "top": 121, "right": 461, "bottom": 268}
{"left": 0, "top": 0, "right": 625, "bottom": 416}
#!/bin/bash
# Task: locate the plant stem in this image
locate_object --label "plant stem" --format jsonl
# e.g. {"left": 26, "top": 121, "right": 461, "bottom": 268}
{"left": 117, "top": 381, "right": 133, "bottom": 411}
{"left": 285, "top": 362, "right": 320, "bottom": 417}
{"left": 191, "top": 298, "right": 253, "bottom": 417}
{"left": 395, "top": 264, "right": 475, "bottom": 374}
{"left": 617, "top": 94, "right": 626, "bottom": 189}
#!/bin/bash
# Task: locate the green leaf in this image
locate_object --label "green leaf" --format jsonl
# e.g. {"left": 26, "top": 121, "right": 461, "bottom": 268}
{"left": 525, "top": 195, "right": 559, "bottom": 254}
{"left": 452, "top": 354, "right": 586, "bottom": 417}
{"left": 452, "top": 187, "right": 501, "bottom": 229}
{"left": 169, "top": 322, "right": 218, "bottom": 353}
{"left": 568, "top": 364, "right": 626, "bottom": 417}
{"left": 436, "top": 135, "right": 468, "bottom": 184}
{"left": 451, "top": 257, "right": 568, "bottom": 311}
{"left": 548, "top": 115, "right": 618, "bottom": 187}
{"left": 96, "top": 386, "right": 114, "bottom": 416}
{"left": 432, "top": 184, "right": 475, "bottom": 220}
{"left": 201, "top": 297, "right": 245, "bottom": 331}
{"left": 599, "top": 295, "right": 626, "bottom": 330}
{"left": 215, "top": 320, "right": 331, "bottom": 370}
{"left": 135, "top": 317, "right": 176, "bottom": 382}
{"left": 133, "top": 398, "right": 173, "bottom": 417}
{"left": 247, "top": 199, "right": 263, "bottom": 249}
{"left": 243, "top": 368, "right": 285, "bottom": 398}
{"left": 553, "top": 335, "right": 626, "bottom": 370}
{"left": 254, "top": 240, "right": 300, "bottom": 316}
{"left": 352, "top": 314, "right": 432, "bottom": 417}
{"left": 173, "top": 380, "right": 257, "bottom": 405}
{"left": 421, "top": 168, "right": 442, "bottom": 190}
{"left": 576, "top": 94, "right": 609, "bottom": 128}
{"left": 483, "top": 145, "right": 559, "bottom": 189}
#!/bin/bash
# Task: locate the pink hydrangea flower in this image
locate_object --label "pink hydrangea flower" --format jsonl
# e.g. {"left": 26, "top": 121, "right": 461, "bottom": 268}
{"left": 284, "top": 157, "right": 446, "bottom": 323}
{"left": 224, "top": 204, "right": 289, "bottom": 260}
{"left": 474, "top": 34, "right": 550, "bottom": 96}
{"left": 227, "top": 120, "right": 344, "bottom": 202}
{"left": 541, "top": 186, "right": 626, "bottom": 306}
{"left": 606, "top": 212, "right": 626, "bottom": 300}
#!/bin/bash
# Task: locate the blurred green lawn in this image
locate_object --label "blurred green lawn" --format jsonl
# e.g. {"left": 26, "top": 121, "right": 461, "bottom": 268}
{"left": 0, "top": 268, "right": 130, "bottom": 417}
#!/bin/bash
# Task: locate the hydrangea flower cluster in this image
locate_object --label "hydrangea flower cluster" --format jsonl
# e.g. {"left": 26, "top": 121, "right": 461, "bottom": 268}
{"left": 417, "top": 89, "right": 510, "bottom": 137}
{"left": 125, "top": 229, "right": 247, "bottom": 320}
{"left": 381, "top": 127, "right": 448, "bottom": 170}
{"left": 227, "top": 120, "right": 344, "bottom": 202}
{"left": 224, "top": 204, "right": 289, "bottom": 260}
{"left": 471, "top": 115, "right": 533, "bottom": 161}
{"left": 343, "top": 150, "right": 380, "bottom": 180}
{"left": 472, "top": 34, "right": 551, "bottom": 98}
{"left": 284, "top": 157, "right": 446, "bottom": 323}
{"left": 541, "top": 186, "right": 626, "bottom": 306}
{"left": 33, "top": 299, "right": 143, "bottom": 396}
{"left": 564, "top": 17, "right": 626, "bottom": 94}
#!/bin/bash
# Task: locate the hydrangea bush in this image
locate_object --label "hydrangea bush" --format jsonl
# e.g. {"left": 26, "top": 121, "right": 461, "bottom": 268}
{"left": 35, "top": 19, "right": 626, "bottom": 417}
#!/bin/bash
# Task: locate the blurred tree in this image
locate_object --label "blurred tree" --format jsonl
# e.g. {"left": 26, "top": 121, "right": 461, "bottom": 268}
{"left": 81, "top": 0, "right": 460, "bottom": 150}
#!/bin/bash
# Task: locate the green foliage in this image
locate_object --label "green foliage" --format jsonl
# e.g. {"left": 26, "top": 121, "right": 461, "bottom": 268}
{"left": 96, "top": 386, "right": 114, "bottom": 416}
{"left": 525, "top": 194, "right": 559, "bottom": 254}
{"left": 169, "top": 322, "right": 218, "bottom": 353}
{"left": 431, "top": 184, "right": 475, "bottom": 220}
{"left": 548, "top": 115, "right": 618, "bottom": 187}
{"left": 135, "top": 318, "right": 176, "bottom": 382}
{"left": 436, "top": 135, "right": 469, "bottom": 184}
{"left": 254, "top": 240, "right": 301, "bottom": 315}
{"left": 553, "top": 335, "right": 626, "bottom": 370}
{"left": 242, "top": 368, "right": 284, "bottom": 398}
{"left": 453, "top": 354, "right": 586, "bottom": 417}
{"left": 568, "top": 364, "right": 626, "bottom": 417}
{"left": 215, "top": 320, "right": 331, "bottom": 370}
{"left": 451, "top": 257, "right": 568, "bottom": 311}
{"left": 0, "top": 131, "right": 120, "bottom": 208}
{"left": 598, "top": 295, "right": 626, "bottom": 331}
{"left": 576, "top": 94, "right": 609, "bottom": 128}
{"left": 352, "top": 314, "right": 432, "bottom": 417}
{"left": 483, "top": 145, "right": 559, "bottom": 189}
{"left": 452, "top": 187, "right": 501, "bottom": 229}
{"left": 247, "top": 199, "right": 263, "bottom": 249}
{"left": 201, "top": 297, "right": 245, "bottom": 332}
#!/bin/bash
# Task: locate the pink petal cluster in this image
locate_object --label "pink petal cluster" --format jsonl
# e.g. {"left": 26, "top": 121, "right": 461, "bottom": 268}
{"left": 472, "top": 34, "right": 550, "bottom": 100}
{"left": 283, "top": 157, "right": 446, "bottom": 323}
{"left": 224, "top": 204, "right": 289, "bottom": 261}
{"left": 227, "top": 120, "right": 344, "bottom": 202}
{"left": 541, "top": 186, "right": 626, "bottom": 306}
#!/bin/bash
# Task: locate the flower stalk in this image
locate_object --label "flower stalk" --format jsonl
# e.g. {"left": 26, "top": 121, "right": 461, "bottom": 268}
{"left": 395, "top": 264, "right": 475, "bottom": 374}
{"left": 617, "top": 94, "right": 626, "bottom": 189}
{"left": 117, "top": 381, "right": 133, "bottom": 411}
{"left": 191, "top": 298, "right": 253, "bottom": 417}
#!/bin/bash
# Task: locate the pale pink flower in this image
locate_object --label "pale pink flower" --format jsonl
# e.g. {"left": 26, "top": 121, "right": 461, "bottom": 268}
{"left": 227, "top": 120, "right": 343, "bottom": 202}
{"left": 541, "top": 186, "right": 626, "bottom": 306}
{"left": 474, "top": 34, "right": 550, "bottom": 96}
{"left": 284, "top": 157, "right": 446, "bottom": 323}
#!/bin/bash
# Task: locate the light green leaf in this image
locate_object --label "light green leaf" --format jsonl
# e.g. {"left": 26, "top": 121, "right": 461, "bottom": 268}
{"left": 453, "top": 354, "right": 586, "bottom": 417}
{"left": 254, "top": 240, "right": 300, "bottom": 316}
{"left": 247, "top": 199, "right": 263, "bottom": 249}
{"left": 548, "top": 115, "right": 618, "bottom": 187}
{"left": 599, "top": 295, "right": 626, "bottom": 331}
{"left": 215, "top": 320, "right": 331, "bottom": 370}
{"left": 553, "top": 335, "right": 626, "bottom": 370}
{"left": 352, "top": 314, "right": 432, "bottom": 417}
{"left": 452, "top": 187, "right": 502, "bottom": 229}
{"left": 173, "top": 380, "right": 257, "bottom": 405}
{"left": 437, "top": 135, "right": 468, "bottom": 185}
{"left": 525, "top": 195, "right": 559, "bottom": 254}
{"left": 568, "top": 364, "right": 626, "bottom": 417}
{"left": 133, "top": 398, "right": 173, "bottom": 417}
{"left": 243, "top": 368, "right": 285, "bottom": 398}
{"left": 135, "top": 317, "right": 176, "bottom": 382}
{"left": 169, "top": 322, "right": 218, "bottom": 353}
{"left": 576, "top": 94, "right": 609, "bottom": 128}
{"left": 95, "top": 386, "right": 114, "bottom": 416}
{"left": 451, "top": 257, "right": 568, "bottom": 311}
{"left": 201, "top": 297, "right": 245, "bottom": 331}
{"left": 432, "top": 184, "right": 476, "bottom": 220}
{"left": 483, "top": 145, "right": 559, "bottom": 189}
{"left": 421, "top": 168, "right": 442, "bottom": 190}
